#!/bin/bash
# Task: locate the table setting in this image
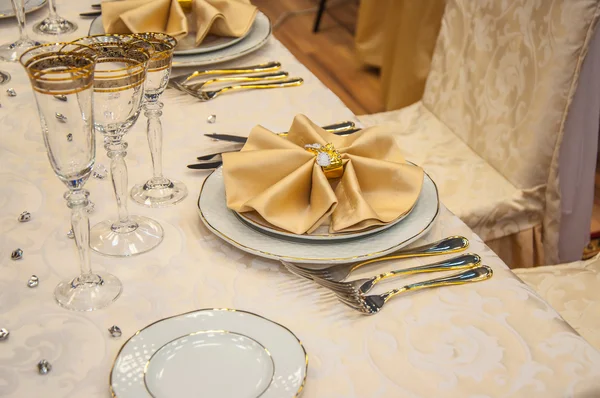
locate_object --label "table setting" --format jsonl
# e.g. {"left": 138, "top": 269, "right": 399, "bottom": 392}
{"left": 1, "top": 0, "right": 600, "bottom": 397}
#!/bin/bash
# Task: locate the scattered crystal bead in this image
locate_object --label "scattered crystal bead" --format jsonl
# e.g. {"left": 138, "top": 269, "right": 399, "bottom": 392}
{"left": 37, "top": 360, "right": 51, "bottom": 375}
{"left": 207, "top": 114, "right": 216, "bottom": 124}
{"left": 18, "top": 211, "right": 31, "bottom": 222}
{"left": 85, "top": 200, "right": 95, "bottom": 214}
{"left": 0, "top": 328, "right": 9, "bottom": 341}
{"left": 54, "top": 95, "right": 67, "bottom": 102}
{"left": 67, "top": 228, "right": 74, "bottom": 239}
{"left": 11, "top": 248, "right": 23, "bottom": 260}
{"left": 92, "top": 163, "right": 107, "bottom": 180}
{"left": 27, "top": 275, "right": 39, "bottom": 288}
{"left": 108, "top": 325, "right": 122, "bottom": 338}
{"left": 66, "top": 133, "right": 73, "bottom": 142}
{"left": 6, "top": 88, "right": 16, "bottom": 97}
{"left": 55, "top": 113, "right": 67, "bottom": 123}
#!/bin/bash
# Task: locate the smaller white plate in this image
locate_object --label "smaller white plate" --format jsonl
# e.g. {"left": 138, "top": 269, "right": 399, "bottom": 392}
{"left": 174, "top": 30, "right": 248, "bottom": 55}
{"left": 144, "top": 331, "right": 275, "bottom": 398}
{"left": 0, "top": 0, "right": 46, "bottom": 19}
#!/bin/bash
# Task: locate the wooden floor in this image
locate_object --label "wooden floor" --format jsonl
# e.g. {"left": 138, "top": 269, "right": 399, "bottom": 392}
{"left": 252, "top": 0, "right": 384, "bottom": 115}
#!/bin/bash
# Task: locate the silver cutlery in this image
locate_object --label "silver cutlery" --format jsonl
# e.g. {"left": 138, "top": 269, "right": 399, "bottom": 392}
{"left": 179, "top": 78, "right": 304, "bottom": 102}
{"left": 338, "top": 266, "right": 493, "bottom": 314}
{"left": 169, "top": 61, "right": 282, "bottom": 87}
{"left": 80, "top": 11, "right": 101, "bottom": 17}
{"left": 283, "top": 236, "right": 469, "bottom": 282}
{"left": 283, "top": 253, "right": 481, "bottom": 295}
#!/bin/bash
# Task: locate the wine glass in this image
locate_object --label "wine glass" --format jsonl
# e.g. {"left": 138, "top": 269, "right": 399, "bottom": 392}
{"left": 72, "top": 35, "right": 164, "bottom": 257}
{"left": 131, "top": 32, "right": 188, "bottom": 208}
{"left": 34, "top": 0, "right": 78, "bottom": 35}
{"left": 0, "top": 0, "right": 42, "bottom": 62}
{"left": 20, "top": 43, "right": 122, "bottom": 311}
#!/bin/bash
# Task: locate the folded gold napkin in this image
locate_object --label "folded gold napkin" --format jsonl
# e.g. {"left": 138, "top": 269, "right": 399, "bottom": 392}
{"left": 102, "top": 0, "right": 258, "bottom": 46}
{"left": 222, "top": 115, "right": 424, "bottom": 235}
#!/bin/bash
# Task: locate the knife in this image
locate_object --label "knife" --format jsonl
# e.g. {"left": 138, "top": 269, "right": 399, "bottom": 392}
{"left": 80, "top": 10, "right": 101, "bottom": 17}
{"left": 204, "top": 121, "right": 359, "bottom": 144}
{"left": 187, "top": 161, "right": 224, "bottom": 170}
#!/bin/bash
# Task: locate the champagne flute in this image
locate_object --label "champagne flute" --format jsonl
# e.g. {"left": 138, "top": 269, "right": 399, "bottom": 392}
{"left": 20, "top": 43, "right": 122, "bottom": 311}
{"left": 0, "top": 0, "right": 42, "bottom": 62}
{"left": 73, "top": 35, "right": 164, "bottom": 257}
{"left": 34, "top": 0, "right": 78, "bottom": 35}
{"left": 131, "top": 32, "right": 188, "bottom": 207}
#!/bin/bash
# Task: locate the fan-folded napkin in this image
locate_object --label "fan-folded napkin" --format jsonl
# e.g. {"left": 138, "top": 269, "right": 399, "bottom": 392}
{"left": 101, "top": 0, "right": 257, "bottom": 46}
{"left": 222, "top": 115, "right": 424, "bottom": 235}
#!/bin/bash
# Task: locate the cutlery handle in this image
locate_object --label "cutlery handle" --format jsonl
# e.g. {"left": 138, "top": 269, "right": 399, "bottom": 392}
{"left": 278, "top": 120, "right": 357, "bottom": 137}
{"left": 362, "top": 253, "right": 481, "bottom": 292}
{"left": 189, "top": 72, "right": 290, "bottom": 90}
{"left": 183, "top": 61, "right": 282, "bottom": 83}
{"left": 217, "top": 78, "right": 304, "bottom": 95}
{"left": 350, "top": 236, "right": 469, "bottom": 273}
{"left": 382, "top": 266, "right": 493, "bottom": 303}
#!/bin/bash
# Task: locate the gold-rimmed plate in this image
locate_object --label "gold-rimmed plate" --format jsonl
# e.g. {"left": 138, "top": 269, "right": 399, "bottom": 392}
{"left": 0, "top": 0, "right": 46, "bottom": 19}
{"left": 197, "top": 167, "right": 440, "bottom": 266}
{"left": 110, "top": 309, "right": 307, "bottom": 398}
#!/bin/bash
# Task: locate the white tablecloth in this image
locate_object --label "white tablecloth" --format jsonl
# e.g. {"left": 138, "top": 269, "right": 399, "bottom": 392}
{"left": 1, "top": 2, "right": 600, "bottom": 397}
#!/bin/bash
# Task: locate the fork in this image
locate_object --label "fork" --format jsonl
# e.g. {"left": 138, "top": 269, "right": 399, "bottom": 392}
{"left": 338, "top": 266, "right": 493, "bottom": 314}
{"left": 172, "top": 71, "right": 290, "bottom": 93}
{"left": 179, "top": 78, "right": 304, "bottom": 101}
{"left": 282, "top": 236, "right": 469, "bottom": 282}
{"left": 169, "top": 61, "right": 282, "bottom": 87}
{"left": 284, "top": 253, "right": 480, "bottom": 295}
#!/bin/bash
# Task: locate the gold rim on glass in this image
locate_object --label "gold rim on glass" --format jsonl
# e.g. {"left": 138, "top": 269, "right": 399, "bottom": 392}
{"left": 133, "top": 32, "right": 177, "bottom": 72}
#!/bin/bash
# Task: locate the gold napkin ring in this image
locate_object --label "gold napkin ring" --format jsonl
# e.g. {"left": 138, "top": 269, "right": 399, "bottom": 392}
{"left": 305, "top": 143, "right": 344, "bottom": 179}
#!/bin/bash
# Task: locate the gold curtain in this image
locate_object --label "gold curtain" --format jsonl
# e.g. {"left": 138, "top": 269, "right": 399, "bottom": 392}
{"left": 355, "top": 0, "right": 446, "bottom": 111}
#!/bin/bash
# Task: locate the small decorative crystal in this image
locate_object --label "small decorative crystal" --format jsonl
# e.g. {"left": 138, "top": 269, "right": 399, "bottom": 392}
{"left": 37, "top": 360, "right": 51, "bottom": 375}
{"left": 6, "top": 88, "right": 16, "bottom": 97}
{"left": 207, "top": 114, "right": 216, "bottom": 124}
{"left": 11, "top": 248, "right": 23, "bottom": 260}
{"left": 55, "top": 113, "right": 67, "bottom": 123}
{"left": 67, "top": 228, "right": 74, "bottom": 239}
{"left": 92, "top": 163, "right": 107, "bottom": 180}
{"left": 316, "top": 152, "right": 332, "bottom": 167}
{"left": 27, "top": 275, "right": 39, "bottom": 288}
{"left": 66, "top": 133, "right": 73, "bottom": 142}
{"left": 18, "top": 211, "right": 31, "bottom": 222}
{"left": 0, "top": 328, "right": 9, "bottom": 341}
{"left": 54, "top": 95, "right": 67, "bottom": 102}
{"left": 85, "top": 200, "right": 95, "bottom": 214}
{"left": 108, "top": 325, "right": 122, "bottom": 338}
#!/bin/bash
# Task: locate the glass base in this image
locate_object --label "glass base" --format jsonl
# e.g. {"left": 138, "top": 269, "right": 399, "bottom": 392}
{"left": 0, "top": 38, "right": 43, "bottom": 62}
{"left": 54, "top": 272, "right": 122, "bottom": 311}
{"left": 131, "top": 178, "right": 188, "bottom": 208}
{"left": 34, "top": 16, "right": 78, "bottom": 35}
{"left": 90, "top": 215, "right": 164, "bottom": 257}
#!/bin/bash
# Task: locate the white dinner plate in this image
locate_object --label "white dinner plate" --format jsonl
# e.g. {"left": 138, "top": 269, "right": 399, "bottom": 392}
{"left": 0, "top": 0, "right": 46, "bottom": 19}
{"left": 235, "top": 199, "right": 413, "bottom": 242}
{"left": 110, "top": 309, "right": 307, "bottom": 398}
{"left": 173, "top": 29, "right": 248, "bottom": 55}
{"left": 198, "top": 167, "right": 440, "bottom": 266}
{"left": 88, "top": 11, "right": 272, "bottom": 67}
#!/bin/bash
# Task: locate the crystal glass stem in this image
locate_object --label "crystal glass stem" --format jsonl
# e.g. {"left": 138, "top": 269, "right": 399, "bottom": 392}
{"left": 47, "top": 0, "right": 59, "bottom": 19}
{"left": 145, "top": 100, "right": 169, "bottom": 184}
{"left": 13, "top": 0, "right": 27, "bottom": 42}
{"left": 67, "top": 190, "right": 94, "bottom": 281}
{"left": 105, "top": 134, "right": 137, "bottom": 232}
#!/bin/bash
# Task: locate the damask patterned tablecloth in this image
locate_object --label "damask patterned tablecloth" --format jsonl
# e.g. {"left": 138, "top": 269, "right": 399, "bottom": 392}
{"left": 1, "top": 3, "right": 600, "bottom": 397}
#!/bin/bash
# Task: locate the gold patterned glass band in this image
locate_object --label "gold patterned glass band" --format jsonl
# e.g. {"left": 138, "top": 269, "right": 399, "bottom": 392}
{"left": 134, "top": 32, "right": 177, "bottom": 72}
{"left": 20, "top": 43, "right": 96, "bottom": 95}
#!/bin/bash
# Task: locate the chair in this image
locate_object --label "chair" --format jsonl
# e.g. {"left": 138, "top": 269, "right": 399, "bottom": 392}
{"left": 513, "top": 255, "right": 600, "bottom": 349}
{"left": 359, "top": 0, "right": 600, "bottom": 267}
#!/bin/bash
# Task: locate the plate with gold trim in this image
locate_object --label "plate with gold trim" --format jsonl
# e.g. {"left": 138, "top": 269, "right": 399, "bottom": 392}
{"left": 0, "top": 0, "right": 46, "bottom": 19}
{"left": 110, "top": 308, "right": 307, "bottom": 398}
{"left": 197, "top": 167, "right": 439, "bottom": 266}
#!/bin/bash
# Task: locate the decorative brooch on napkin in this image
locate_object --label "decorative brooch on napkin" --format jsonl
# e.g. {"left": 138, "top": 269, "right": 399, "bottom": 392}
{"left": 101, "top": 0, "right": 258, "bottom": 46}
{"left": 222, "top": 115, "right": 424, "bottom": 235}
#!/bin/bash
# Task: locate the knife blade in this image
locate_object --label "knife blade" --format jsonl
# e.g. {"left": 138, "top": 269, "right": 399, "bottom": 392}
{"left": 187, "top": 161, "right": 223, "bottom": 170}
{"left": 204, "top": 127, "right": 360, "bottom": 144}
{"left": 80, "top": 10, "right": 101, "bottom": 17}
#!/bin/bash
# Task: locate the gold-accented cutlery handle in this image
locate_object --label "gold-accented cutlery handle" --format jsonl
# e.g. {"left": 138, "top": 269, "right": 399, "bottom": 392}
{"left": 182, "top": 61, "right": 282, "bottom": 84}
{"left": 382, "top": 265, "right": 493, "bottom": 303}
{"left": 216, "top": 78, "right": 304, "bottom": 95}
{"left": 349, "top": 236, "right": 469, "bottom": 273}
{"left": 189, "top": 72, "right": 290, "bottom": 90}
